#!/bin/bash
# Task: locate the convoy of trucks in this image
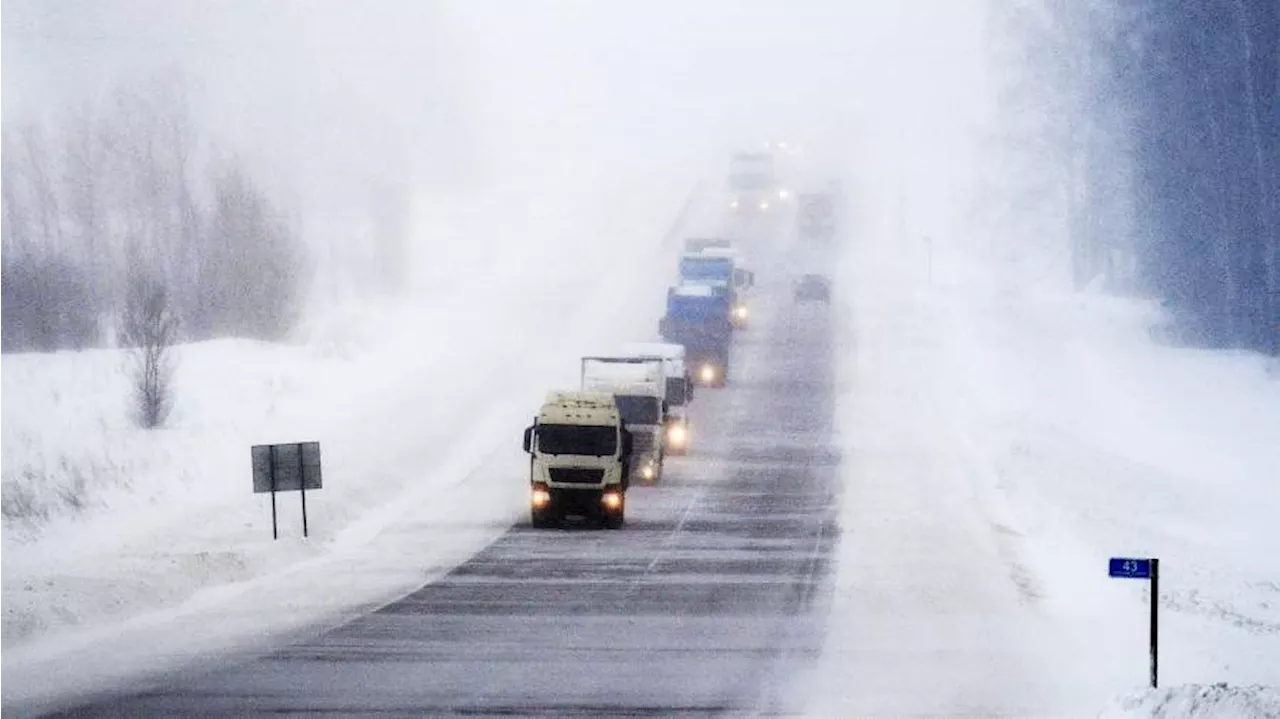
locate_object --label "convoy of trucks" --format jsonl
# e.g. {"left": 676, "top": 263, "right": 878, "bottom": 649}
{"left": 521, "top": 153, "right": 831, "bottom": 529}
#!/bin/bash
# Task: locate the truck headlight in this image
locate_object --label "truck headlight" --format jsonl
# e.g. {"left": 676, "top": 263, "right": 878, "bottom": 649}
{"left": 667, "top": 423, "right": 687, "bottom": 446}
{"left": 641, "top": 463, "right": 655, "bottom": 480}
{"left": 759, "top": 200, "right": 770, "bottom": 211}
{"left": 602, "top": 491, "right": 622, "bottom": 510}
{"left": 531, "top": 488, "right": 551, "bottom": 507}
{"left": 699, "top": 364, "right": 717, "bottom": 383}
{"left": 779, "top": 188, "right": 790, "bottom": 200}
{"left": 733, "top": 305, "right": 749, "bottom": 320}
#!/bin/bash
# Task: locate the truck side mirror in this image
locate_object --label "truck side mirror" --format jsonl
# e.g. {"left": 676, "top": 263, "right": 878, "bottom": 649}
{"left": 522, "top": 426, "right": 534, "bottom": 454}
{"left": 747, "top": 271, "right": 755, "bottom": 287}
{"left": 658, "top": 317, "right": 669, "bottom": 337}
{"left": 621, "top": 428, "right": 634, "bottom": 459}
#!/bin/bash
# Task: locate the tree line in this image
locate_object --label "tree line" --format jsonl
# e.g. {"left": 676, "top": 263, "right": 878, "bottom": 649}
{"left": 2, "top": 78, "right": 309, "bottom": 353}
{"left": 991, "top": 0, "right": 1278, "bottom": 354}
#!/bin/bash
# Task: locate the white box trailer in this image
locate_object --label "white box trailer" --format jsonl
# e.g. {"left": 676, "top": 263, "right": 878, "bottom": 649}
{"left": 620, "top": 342, "right": 691, "bottom": 455}
{"left": 580, "top": 357, "right": 666, "bottom": 482}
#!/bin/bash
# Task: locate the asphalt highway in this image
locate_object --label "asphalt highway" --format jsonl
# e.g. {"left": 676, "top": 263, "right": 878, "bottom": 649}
{"left": 58, "top": 269, "right": 840, "bottom": 717}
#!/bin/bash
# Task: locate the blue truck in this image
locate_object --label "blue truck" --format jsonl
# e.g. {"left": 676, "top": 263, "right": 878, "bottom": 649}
{"left": 658, "top": 284, "right": 732, "bottom": 388}
{"left": 678, "top": 242, "right": 754, "bottom": 329}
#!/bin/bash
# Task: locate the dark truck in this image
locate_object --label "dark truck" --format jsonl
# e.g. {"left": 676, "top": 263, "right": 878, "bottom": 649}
{"left": 797, "top": 192, "right": 836, "bottom": 240}
{"left": 659, "top": 284, "right": 733, "bottom": 388}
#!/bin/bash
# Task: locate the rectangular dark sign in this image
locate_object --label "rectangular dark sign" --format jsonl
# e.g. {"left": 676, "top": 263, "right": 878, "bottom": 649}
{"left": 252, "top": 442, "right": 322, "bottom": 493}
{"left": 1109, "top": 557, "right": 1152, "bottom": 579}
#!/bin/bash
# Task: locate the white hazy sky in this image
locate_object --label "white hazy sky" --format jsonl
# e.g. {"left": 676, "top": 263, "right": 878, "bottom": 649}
{"left": 3, "top": 0, "right": 996, "bottom": 270}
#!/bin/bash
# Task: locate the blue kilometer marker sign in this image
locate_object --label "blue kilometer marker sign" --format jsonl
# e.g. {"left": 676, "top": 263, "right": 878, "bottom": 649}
{"left": 1109, "top": 557, "right": 1152, "bottom": 579}
{"left": 1108, "top": 555, "right": 1160, "bottom": 689}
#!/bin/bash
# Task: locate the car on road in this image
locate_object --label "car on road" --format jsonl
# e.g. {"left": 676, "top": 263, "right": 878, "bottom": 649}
{"left": 794, "top": 274, "right": 831, "bottom": 304}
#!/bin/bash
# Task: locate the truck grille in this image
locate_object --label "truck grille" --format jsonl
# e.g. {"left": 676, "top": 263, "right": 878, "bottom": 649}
{"left": 548, "top": 468, "right": 605, "bottom": 485}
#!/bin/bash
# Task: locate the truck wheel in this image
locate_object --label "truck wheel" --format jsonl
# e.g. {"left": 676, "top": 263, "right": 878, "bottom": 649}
{"left": 603, "top": 506, "right": 625, "bottom": 530}
{"left": 531, "top": 507, "right": 555, "bottom": 529}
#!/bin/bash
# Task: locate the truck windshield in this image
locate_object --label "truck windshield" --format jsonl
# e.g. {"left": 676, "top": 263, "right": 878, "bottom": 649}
{"left": 680, "top": 257, "right": 733, "bottom": 282}
{"left": 537, "top": 424, "right": 617, "bottom": 456}
{"left": 730, "top": 172, "right": 774, "bottom": 190}
{"left": 668, "top": 296, "right": 730, "bottom": 321}
{"left": 614, "top": 395, "right": 661, "bottom": 425}
{"left": 665, "top": 376, "right": 688, "bottom": 406}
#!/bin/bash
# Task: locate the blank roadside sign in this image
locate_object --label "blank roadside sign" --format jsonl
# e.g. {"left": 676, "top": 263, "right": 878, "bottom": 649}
{"left": 252, "top": 442, "right": 322, "bottom": 493}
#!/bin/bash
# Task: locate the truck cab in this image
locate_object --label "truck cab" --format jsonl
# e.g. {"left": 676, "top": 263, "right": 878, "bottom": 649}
{"left": 678, "top": 242, "right": 755, "bottom": 329}
{"left": 659, "top": 284, "right": 733, "bottom": 388}
{"left": 523, "top": 391, "right": 631, "bottom": 529}
{"left": 580, "top": 357, "right": 666, "bottom": 483}
{"left": 728, "top": 151, "right": 779, "bottom": 214}
{"left": 621, "top": 342, "right": 692, "bottom": 455}
{"left": 797, "top": 192, "right": 836, "bottom": 241}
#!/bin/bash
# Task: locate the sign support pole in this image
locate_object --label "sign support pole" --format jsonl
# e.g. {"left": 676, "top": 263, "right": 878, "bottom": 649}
{"left": 269, "top": 444, "right": 279, "bottom": 541}
{"left": 298, "top": 446, "right": 309, "bottom": 538}
{"left": 1150, "top": 557, "right": 1159, "bottom": 689}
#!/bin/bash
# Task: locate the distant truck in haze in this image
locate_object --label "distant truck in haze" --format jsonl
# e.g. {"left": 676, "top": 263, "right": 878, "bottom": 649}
{"left": 797, "top": 192, "right": 836, "bottom": 241}
{"left": 620, "top": 342, "right": 692, "bottom": 455}
{"left": 728, "top": 151, "right": 781, "bottom": 214}
{"left": 580, "top": 357, "right": 666, "bottom": 483}
{"left": 659, "top": 284, "right": 732, "bottom": 388}
{"left": 523, "top": 391, "right": 632, "bottom": 529}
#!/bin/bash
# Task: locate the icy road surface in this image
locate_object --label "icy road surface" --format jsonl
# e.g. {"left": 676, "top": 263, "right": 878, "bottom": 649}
{"left": 54, "top": 274, "right": 841, "bottom": 716}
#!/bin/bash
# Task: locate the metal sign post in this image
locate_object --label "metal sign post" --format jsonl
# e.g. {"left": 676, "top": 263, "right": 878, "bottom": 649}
{"left": 297, "top": 443, "right": 308, "bottom": 538}
{"left": 1108, "top": 556, "right": 1159, "bottom": 688}
{"left": 268, "top": 445, "right": 279, "bottom": 540}
{"left": 252, "top": 442, "right": 322, "bottom": 540}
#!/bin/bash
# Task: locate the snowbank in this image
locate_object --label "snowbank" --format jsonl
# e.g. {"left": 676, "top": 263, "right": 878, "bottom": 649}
{"left": 1101, "top": 684, "right": 1280, "bottom": 718}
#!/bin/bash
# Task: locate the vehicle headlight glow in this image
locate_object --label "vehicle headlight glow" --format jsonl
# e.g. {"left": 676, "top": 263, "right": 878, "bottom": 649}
{"left": 779, "top": 188, "right": 790, "bottom": 200}
{"left": 699, "top": 364, "right": 717, "bottom": 383}
{"left": 531, "top": 488, "right": 551, "bottom": 507}
{"left": 667, "top": 423, "right": 687, "bottom": 446}
{"left": 759, "top": 200, "right": 770, "bottom": 211}
{"left": 730, "top": 199, "right": 739, "bottom": 209}
{"left": 733, "top": 305, "right": 749, "bottom": 319}
{"left": 641, "top": 464, "right": 655, "bottom": 480}
{"left": 601, "top": 491, "right": 622, "bottom": 510}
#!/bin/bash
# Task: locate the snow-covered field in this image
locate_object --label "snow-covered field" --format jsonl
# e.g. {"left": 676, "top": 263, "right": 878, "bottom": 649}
{"left": 1, "top": 169, "right": 716, "bottom": 708}
{"left": 798, "top": 198, "right": 1280, "bottom": 716}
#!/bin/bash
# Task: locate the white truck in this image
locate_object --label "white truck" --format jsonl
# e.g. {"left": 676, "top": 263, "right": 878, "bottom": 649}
{"left": 580, "top": 356, "right": 666, "bottom": 482}
{"left": 522, "top": 391, "right": 632, "bottom": 529}
{"left": 620, "top": 342, "right": 692, "bottom": 455}
{"left": 728, "top": 151, "right": 779, "bottom": 214}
